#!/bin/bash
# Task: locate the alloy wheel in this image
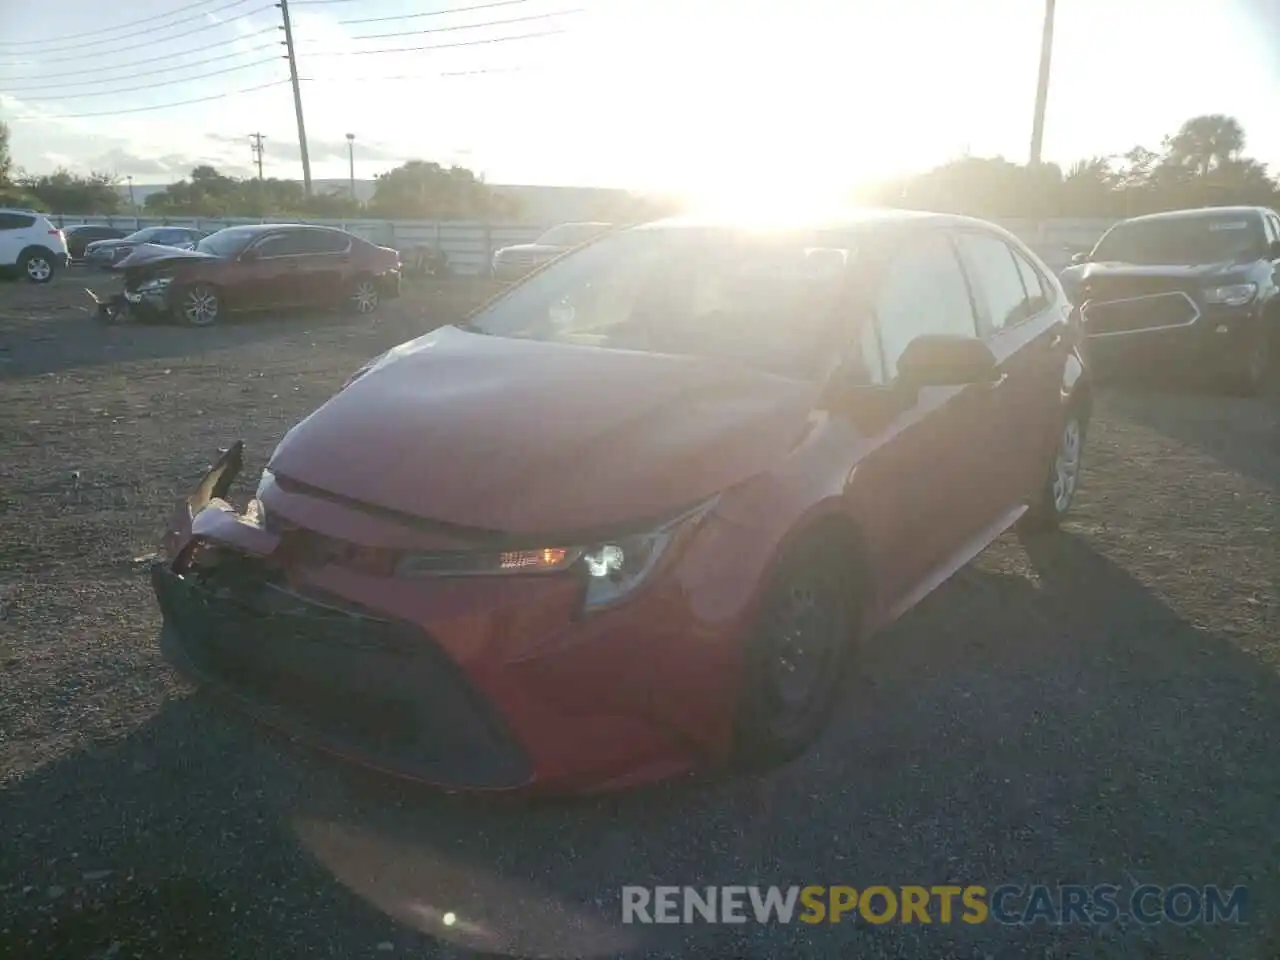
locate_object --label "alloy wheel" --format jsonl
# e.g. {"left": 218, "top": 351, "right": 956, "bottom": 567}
{"left": 25, "top": 256, "right": 52, "bottom": 282}
{"left": 182, "top": 287, "right": 220, "bottom": 326}
{"left": 1052, "top": 417, "right": 1082, "bottom": 513}
{"left": 352, "top": 281, "right": 379, "bottom": 314}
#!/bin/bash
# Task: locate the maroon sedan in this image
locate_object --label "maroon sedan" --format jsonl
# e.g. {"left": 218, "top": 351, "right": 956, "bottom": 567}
{"left": 151, "top": 210, "right": 1091, "bottom": 794}
{"left": 103, "top": 224, "right": 401, "bottom": 326}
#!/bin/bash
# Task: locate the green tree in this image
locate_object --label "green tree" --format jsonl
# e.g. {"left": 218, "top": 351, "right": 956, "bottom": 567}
{"left": 1162, "top": 114, "right": 1246, "bottom": 178}
{"left": 19, "top": 169, "right": 120, "bottom": 214}
{"left": 367, "top": 160, "right": 509, "bottom": 220}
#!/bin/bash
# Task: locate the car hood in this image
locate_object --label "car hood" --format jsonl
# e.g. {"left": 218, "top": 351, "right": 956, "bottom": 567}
{"left": 116, "top": 243, "right": 219, "bottom": 271}
{"left": 267, "top": 325, "right": 818, "bottom": 536}
{"left": 1061, "top": 259, "right": 1254, "bottom": 287}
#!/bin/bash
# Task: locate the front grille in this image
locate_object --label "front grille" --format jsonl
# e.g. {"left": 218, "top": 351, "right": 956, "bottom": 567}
{"left": 153, "top": 560, "right": 531, "bottom": 787}
{"left": 1081, "top": 291, "right": 1200, "bottom": 337}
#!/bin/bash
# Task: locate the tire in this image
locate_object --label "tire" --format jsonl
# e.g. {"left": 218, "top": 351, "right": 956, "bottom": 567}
{"left": 732, "top": 535, "right": 858, "bottom": 768}
{"left": 20, "top": 248, "right": 57, "bottom": 284}
{"left": 349, "top": 277, "right": 380, "bottom": 316}
{"left": 1225, "top": 331, "right": 1270, "bottom": 397}
{"left": 1019, "top": 410, "right": 1085, "bottom": 533}
{"left": 173, "top": 283, "right": 222, "bottom": 327}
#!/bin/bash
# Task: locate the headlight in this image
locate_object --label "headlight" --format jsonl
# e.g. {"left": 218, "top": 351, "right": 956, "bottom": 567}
{"left": 394, "top": 499, "right": 717, "bottom": 611}
{"left": 136, "top": 277, "right": 172, "bottom": 293}
{"left": 1203, "top": 282, "right": 1256, "bottom": 306}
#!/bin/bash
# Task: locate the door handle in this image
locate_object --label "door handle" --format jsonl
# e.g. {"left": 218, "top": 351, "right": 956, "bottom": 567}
{"left": 1049, "top": 333, "right": 1063, "bottom": 348}
{"left": 991, "top": 372, "right": 1010, "bottom": 388}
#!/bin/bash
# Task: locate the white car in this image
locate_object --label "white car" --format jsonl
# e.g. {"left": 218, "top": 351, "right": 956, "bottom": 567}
{"left": 0, "top": 208, "right": 69, "bottom": 283}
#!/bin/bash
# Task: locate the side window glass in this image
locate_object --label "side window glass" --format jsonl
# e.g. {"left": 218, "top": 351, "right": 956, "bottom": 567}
{"left": 253, "top": 232, "right": 307, "bottom": 257}
{"left": 953, "top": 232, "right": 1029, "bottom": 333}
{"left": 0, "top": 213, "right": 35, "bottom": 230}
{"left": 1011, "top": 248, "right": 1050, "bottom": 317}
{"left": 874, "top": 233, "right": 978, "bottom": 380}
{"left": 313, "top": 230, "right": 352, "bottom": 254}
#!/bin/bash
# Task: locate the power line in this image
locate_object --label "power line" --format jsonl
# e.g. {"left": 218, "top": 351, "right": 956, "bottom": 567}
{"left": 0, "top": 0, "right": 243, "bottom": 46}
{"left": 29, "top": 78, "right": 292, "bottom": 120}
{"left": 340, "top": 8, "right": 581, "bottom": 42}
{"left": 301, "top": 27, "right": 568, "bottom": 57}
{"left": 26, "top": 58, "right": 283, "bottom": 101}
{"left": 0, "top": 1, "right": 275, "bottom": 58}
{"left": 338, "top": 0, "right": 528, "bottom": 26}
{"left": 2, "top": 39, "right": 279, "bottom": 91}
{"left": 302, "top": 64, "right": 541, "bottom": 82}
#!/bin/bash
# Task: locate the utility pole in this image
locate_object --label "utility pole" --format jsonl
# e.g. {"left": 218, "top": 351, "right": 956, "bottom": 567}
{"left": 249, "top": 132, "right": 266, "bottom": 179}
{"left": 278, "top": 0, "right": 312, "bottom": 195}
{"left": 125, "top": 175, "right": 136, "bottom": 209}
{"left": 345, "top": 133, "right": 355, "bottom": 200}
{"left": 1028, "top": 0, "right": 1056, "bottom": 167}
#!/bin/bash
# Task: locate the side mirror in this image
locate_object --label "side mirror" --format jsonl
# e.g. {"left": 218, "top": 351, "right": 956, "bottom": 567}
{"left": 897, "top": 334, "right": 1001, "bottom": 389}
{"left": 1268, "top": 240, "right": 1280, "bottom": 261}
{"left": 1070, "top": 251, "right": 1090, "bottom": 265}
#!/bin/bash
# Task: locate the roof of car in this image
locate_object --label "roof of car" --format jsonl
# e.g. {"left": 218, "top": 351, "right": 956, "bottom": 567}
{"left": 1120, "top": 205, "right": 1270, "bottom": 225}
{"left": 212, "top": 222, "right": 342, "bottom": 234}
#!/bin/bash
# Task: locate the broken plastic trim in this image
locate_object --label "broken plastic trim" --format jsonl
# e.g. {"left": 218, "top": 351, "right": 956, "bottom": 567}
{"left": 190, "top": 441, "right": 244, "bottom": 515}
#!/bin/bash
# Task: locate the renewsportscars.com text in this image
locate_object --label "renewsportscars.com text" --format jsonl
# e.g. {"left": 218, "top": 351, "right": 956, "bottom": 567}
{"left": 621, "top": 884, "right": 1248, "bottom": 926}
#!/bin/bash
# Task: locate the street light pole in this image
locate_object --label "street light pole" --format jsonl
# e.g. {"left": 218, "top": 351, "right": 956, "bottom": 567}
{"left": 346, "top": 133, "right": 355, "bottom": 201}
{"left": 1029, "top": 0, "right": 1056, "bottom": 167}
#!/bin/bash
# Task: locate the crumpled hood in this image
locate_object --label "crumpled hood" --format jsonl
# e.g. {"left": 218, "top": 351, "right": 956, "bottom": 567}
{"left": 267, "top": 325, "right": 818, "bottom": 536}
{"left": 116, "top": 243, "right": 219, "bottom": 271}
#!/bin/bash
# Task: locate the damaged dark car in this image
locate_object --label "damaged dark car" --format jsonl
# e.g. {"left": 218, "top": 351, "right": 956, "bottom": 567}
{"left": 1060, "top": 205, "right": 1280, "bottom": 394}
{"left": 89, "top": 223, "right": 402, "bottom": 326}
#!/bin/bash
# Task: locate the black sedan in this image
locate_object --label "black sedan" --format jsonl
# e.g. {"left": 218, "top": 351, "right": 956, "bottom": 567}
{"left": 84, "top": 226, "right": 207, "bottom": 270}
{"left": 63, "top": 224, "right": 129, "bottom": 260}
{"left": 1060, "top": 205, "right": 1280, "bottom": 395}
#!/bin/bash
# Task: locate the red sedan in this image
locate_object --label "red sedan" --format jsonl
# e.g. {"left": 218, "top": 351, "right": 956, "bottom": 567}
{"left": 151, "top": 210, "right": 1092, "bottom": 795}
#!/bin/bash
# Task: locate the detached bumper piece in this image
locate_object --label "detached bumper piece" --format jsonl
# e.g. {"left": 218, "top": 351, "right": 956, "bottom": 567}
{"left": 152, "top": 554, "right": 532, "bottom": 789}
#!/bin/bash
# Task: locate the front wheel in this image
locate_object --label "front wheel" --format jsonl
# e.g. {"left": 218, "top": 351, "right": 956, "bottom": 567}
{"left": 1226, "top": 332, "right": 1270, "bottom": 396}
{"left": 733, "top": 538, "right": 856, "bottom": 768}
{"left": 1020, "top": 413, "right": 1084, "bottom": 533}
{"left": 174, "top": 284, "right": 222, "bottom": 327}
{"left": 21, "top": 250, "right": 56, "bottom": 284}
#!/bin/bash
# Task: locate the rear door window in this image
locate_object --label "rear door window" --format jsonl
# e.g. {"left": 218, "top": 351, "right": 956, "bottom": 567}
{"left": 0, "top": 213, "right": 36, "bottom": 230}
{"left": 952, "top": 231, "right": 1029, "bottom": 333}
{"left": 251, "top": 231, "right": 310, "bottom": 257}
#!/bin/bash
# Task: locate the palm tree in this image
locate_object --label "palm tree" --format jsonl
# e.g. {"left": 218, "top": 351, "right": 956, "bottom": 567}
{"left": 1162, "top": 114, "right": 1246, "bottom": 177}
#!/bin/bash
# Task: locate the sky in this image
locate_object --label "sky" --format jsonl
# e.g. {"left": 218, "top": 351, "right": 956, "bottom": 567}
{"left": 3, "top": 0, "right": 1280, "bottom": 199}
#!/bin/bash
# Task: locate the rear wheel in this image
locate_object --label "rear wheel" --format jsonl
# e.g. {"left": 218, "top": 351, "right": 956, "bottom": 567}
{"left": 174, "top": 284, "right": 222, "bottom": 327}
{"left": 1020, "top": 412, "right": 1085, "bottom": 533}
{"left": 733, "top": 536, "right": 857, "bottom": 767}
{"left": 20, "top": 248, "right": 56, "bottom": 284}
{"left": 349, "top": 277, "right": 380, "bottom": 315}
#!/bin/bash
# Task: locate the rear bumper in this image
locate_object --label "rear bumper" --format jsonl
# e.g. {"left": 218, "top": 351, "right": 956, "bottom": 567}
{"left": 153, "top": 559, "right": 535, "bottom": 790}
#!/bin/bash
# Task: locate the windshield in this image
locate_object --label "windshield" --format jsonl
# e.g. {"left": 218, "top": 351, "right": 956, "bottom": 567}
{"left": 124, "top": 227, "right": 166, "bottom": 242}
{"left": 467, "top": 226, "right": 858, "bottom": 379}
{"left": 1091, "top": 215, "right": 1266, "bottom": 265}
{"left": 537, "top": 223, "right": 608, "bottom": 247}
{"left": 195, "top": 228, "right": 256, "bottom": 258}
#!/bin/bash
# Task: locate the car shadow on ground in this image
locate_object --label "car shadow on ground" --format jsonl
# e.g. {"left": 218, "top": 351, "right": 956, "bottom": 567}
{"left": 1102, "top": 383, "right": 1280, "bottom": 492}
{"left": 2, "top": 532, "right": 1277, "bottom": 959}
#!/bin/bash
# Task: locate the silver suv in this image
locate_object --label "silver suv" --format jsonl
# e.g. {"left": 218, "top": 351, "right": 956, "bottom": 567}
{"left": 0, "top": 208, "right": 70, "bottom": 283}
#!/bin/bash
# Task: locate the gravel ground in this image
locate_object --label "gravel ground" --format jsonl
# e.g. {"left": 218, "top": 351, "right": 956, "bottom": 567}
{"left": 0, "top": 273, "right": 1277, "bottom": 959}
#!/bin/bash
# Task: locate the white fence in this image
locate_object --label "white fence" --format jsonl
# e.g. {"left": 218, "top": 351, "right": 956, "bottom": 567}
{"left": 49, "top": 213, "right": 1118, "bottom": 276}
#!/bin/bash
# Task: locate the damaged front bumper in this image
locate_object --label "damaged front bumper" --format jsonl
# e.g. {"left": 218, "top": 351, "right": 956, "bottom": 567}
{"left": 152, "top": 443, "right": 534, "bottom": 791}
{"left": 86, "top": 283, "right": 171, "bottom": 324}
